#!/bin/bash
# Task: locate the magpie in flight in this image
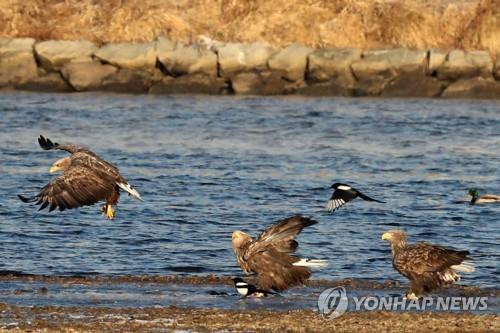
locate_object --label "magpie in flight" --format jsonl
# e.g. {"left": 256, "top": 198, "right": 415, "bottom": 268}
{"left": 326, "top": 183, "right": 385, "bottom": 212}
{"left": 232, "top": 278, "right": 275, "bottom": 298}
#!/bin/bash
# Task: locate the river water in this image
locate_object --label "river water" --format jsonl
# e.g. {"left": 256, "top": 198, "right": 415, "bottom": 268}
{"left": 0, "top": 93, "right": 498, "bottom": 305}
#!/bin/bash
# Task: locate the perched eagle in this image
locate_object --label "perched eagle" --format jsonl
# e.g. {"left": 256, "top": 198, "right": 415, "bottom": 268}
{"left": 381, "top": 230, "right": 474, "bottom": 299}
{"left": 232, "top": 215, "right": 326, "bottom": 292}
{"left": 18, "top": 135, "right": 142, "bottom": 220}
{"left": 326, "top": 183, "right": 384, "bottom": 212}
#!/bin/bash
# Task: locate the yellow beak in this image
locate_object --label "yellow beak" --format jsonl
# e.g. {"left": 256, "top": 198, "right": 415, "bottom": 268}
{"left": 49, "top": 165, "right": 61, "bottom": 173}
{"left": 381, "top": 232, "right": 391, "bottom": 240}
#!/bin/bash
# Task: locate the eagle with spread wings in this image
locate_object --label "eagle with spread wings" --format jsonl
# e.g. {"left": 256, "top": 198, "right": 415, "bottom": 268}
{"left": 18, "top": 135, "right": 142, "bottom": 220}
{"left": 382, "top": 230, "right": 474, "bottom": 299}
{"left": 232, "top": 215, "right": 326, "bottom": 292}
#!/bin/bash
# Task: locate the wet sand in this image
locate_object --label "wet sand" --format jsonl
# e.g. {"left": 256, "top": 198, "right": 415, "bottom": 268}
{"left": 0, "top": 272, "right": 495, "bottom": 295}
{"left": 0, "top": 303, "right": 498, "bottom": 333}
{"left": 0, "top": 274, "right": 498, "bottom": 332}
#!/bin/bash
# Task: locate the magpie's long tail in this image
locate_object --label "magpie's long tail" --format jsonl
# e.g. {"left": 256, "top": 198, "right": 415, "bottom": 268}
{"left": 257, "top": 289, "right": 276, "bottom": 295}
{"left": 358, "top": 192, "right": 385, "bottom": 203}
{"left": 18, "top": 194, "right": 37, "bottom": 203}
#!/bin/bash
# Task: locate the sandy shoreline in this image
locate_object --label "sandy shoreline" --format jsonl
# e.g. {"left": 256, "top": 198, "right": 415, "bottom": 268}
{"left": 1, "top": 272, "right": 496, "bottom": 295}
{"left": 0, "top": 274, "right": 498, "bottom": 332}
{"left": 0, "top": 303, "right": 498, "bottom": 332}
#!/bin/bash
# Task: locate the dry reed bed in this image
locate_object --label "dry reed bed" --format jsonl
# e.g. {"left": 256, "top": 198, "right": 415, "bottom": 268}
{"left": 1, "top": 0, "right": 499, "bottom": 57}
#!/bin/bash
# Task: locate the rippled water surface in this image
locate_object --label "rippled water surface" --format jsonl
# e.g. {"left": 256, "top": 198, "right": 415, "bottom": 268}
{"left": 0, "top": 93, "right": 499, "bottom": 289}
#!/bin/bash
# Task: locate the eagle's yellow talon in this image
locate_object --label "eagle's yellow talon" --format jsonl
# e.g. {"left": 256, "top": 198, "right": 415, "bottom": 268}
{"left": 106, "top": 205, "right": 115, "bottom": 220}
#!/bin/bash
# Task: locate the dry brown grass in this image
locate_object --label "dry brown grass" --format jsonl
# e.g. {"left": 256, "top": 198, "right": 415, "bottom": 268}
{"left": 0, "top": 0, "right": 499, "bottom": 56}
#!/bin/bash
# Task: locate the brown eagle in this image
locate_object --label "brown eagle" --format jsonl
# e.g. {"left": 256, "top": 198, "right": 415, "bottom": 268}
{"left": 232, "top": 215, "right": 326, "bottom": 292}
{"left": 18, "top": 135, "right": 142, "bottom": 220}
{"left": 381, "top": 230, "right": 474, "bottom": 299}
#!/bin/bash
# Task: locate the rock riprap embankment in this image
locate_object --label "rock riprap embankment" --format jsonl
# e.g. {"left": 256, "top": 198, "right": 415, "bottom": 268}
{"left": 0, "top": 37, "right": 498, "bottom": 98}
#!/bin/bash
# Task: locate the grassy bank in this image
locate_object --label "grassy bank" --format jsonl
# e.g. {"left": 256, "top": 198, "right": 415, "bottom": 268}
{"left": 1, "top": 0, "right": 499, "bottom": 57}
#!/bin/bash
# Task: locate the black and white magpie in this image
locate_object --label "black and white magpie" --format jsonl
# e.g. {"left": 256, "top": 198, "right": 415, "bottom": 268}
{"left": 326, "top": 183, "right": 385, "bottom": 212}
{"left": 232, "top": 278, "right": 275, "bottom": 297}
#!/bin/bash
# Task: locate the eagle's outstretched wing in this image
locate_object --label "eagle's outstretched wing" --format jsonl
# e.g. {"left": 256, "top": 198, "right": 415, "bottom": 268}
{"left": 38, "top": 135, "right": 94, "bottom": 156}
{"left": 246, "top": 246, "right": 311, "bottom": 292}
{"left": 19, "top": 166, "right": 115, "bottom": 212}
{"left": 241, "top": 216, "right": 320, "bottom": 292}
{"left": 39, "top": 135, "right": 125, "bottom": 190}
{"left": 247, "top": 215, "right": 317, "bottom": 257}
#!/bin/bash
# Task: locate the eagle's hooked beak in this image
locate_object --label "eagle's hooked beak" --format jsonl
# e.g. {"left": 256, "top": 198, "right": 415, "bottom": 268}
{"left": 381, "top": 232, "right": 391, "bottom": 241}
{"left": 49, "top": 157, "right": 69, "bottom": 174}
{"left": 232, "top": 231, "right": 244, "bottom": 241}
{"left": 49, "top": 164, "right": 62, "bottom": 173}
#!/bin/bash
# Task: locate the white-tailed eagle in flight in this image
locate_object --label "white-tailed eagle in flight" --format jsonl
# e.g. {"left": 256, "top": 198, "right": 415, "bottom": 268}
{"left": 18, "top": 135, "right": 142, "bottom": 220}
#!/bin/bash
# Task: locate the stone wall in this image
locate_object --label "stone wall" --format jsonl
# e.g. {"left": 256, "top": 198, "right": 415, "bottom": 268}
{"left": 1, "top": 37, "right": 499, "bottom": 98}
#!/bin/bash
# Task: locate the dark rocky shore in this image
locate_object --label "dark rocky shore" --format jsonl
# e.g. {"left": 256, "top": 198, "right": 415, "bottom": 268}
{"left": 1, "top": 304, "right": 499, "bottom": 333}
{"left": 0, "top": 273, "right": 498, "bottom": 332}
{"left": 1, "top": 37, "right": 499, "bottom": 98}
{"left": 0, "top": 272, "right": 497, "bottom": 295}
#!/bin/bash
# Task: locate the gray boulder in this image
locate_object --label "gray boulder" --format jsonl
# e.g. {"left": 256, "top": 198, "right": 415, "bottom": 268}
{"left": 150, "top": 74, "right": 227, "bottom": 94}
{"left": 94, "top": 42, "right": 157, "bottom": 72}
{"left": 100, "top": 69, "right": 152, "bottom": 93}
{"left": 493, "top": 58, "right": 500, "bottom": 80}
{"left": 435, "top": 50, "right": 493, "bottom": 80}
{"left": 231, "top": 71, "right": 288, "bottom": 95}
{"left": 296, "top": 81, "right": 352, "bottom": 97}
{"left": 268, "top": 44, "right": 313, "bottom": 81}
{"left": 427, "top": 48, "right": 448, "bottom": 74}
{"left": 352, "top": 48, "right": 426, "bottom": 75}
{"left": 61, "top": 60, "right": 117, "bottom": 91}
{"left": 307, "top": 48, "right": 361, "bottom": 86}
{"left": 157, "top": 37, "right": 217, "bottom": 77}
{"left": 35, "top": 40, "right": 97, "bottom": 71}
{"left": 217, "top": 42, "right": 276, "bottom": 77}
{"left": 15, "top": 72, "right": 72, "bottom": 92}
{"left": 0, "top": 38, "right": 38, "bottom": 87}
{"left": 381, "top": 74, "right": 447, "bottom": 97}
{"left": 441, "top": 77, "right": 500, "bottom": 99}
{"left": 351, "top": 48, "right": 427, "bottom": 96}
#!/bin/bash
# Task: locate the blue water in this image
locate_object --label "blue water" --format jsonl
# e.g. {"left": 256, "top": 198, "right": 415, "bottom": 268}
{"left": 0, "top": 93, "right": 499, "bottom": 289}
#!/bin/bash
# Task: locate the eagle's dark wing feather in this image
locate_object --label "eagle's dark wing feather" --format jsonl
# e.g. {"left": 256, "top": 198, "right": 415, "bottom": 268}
{"left": 247, "top": 215, "right": 316, "bottom": 257}
{"left": 70, "top": 151, "right": 126, "bottom": 185}
{"left": 39, "top": 135, "right": 127, "bottom": 186}
{"left": 31, "top": 166, "right": 115, "bottom": 212}
{"left": 247, "top": 247, "right": 310, "bottom": 292}
{"left": 38, "top": 135, "right": 94, "bottom": 155}
{"left": 394, "top": 243, "right": 470, "bottom": 295}
{"left": 395, "top": 243, "right": 469, "bottom": 275}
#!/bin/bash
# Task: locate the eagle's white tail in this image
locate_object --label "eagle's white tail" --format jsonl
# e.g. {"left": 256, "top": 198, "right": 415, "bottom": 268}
{"left": 293, "top": 258, "right": 328, "bottom": 268}
{"left": 117, "top": 182, "right": 143, "bottom": 201}
{"left": 451, "top": 262, "right": 475, "bottom": 273}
